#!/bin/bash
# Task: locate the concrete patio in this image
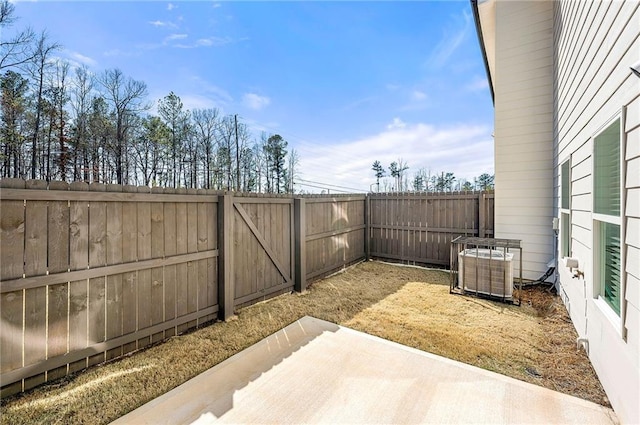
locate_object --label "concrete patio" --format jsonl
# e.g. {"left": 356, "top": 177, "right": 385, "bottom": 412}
{"left": 112, "top": 316, "right": 617, "bottom": 424}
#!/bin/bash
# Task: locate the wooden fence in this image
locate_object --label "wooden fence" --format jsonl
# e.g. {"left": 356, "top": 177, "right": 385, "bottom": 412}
{"left": 303, "top": 195, "right": 366, "bottom": 281}
{"left": 0, "top": 179, "right": 492, "bottom": 396}
{"left": 368, "top": 192, "right": 495, "bottom": 266}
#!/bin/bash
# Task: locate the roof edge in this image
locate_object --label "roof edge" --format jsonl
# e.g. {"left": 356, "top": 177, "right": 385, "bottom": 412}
{"left": 470, "top": 0, "right": 495, "bottom": 105}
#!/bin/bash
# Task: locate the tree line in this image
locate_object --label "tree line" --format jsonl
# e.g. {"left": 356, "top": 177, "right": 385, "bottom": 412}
{"left": 372, "top": 160, "right": 494, "bottom": 192}
{"left": 0, "top": 1, "right": 298, "bottom": 192}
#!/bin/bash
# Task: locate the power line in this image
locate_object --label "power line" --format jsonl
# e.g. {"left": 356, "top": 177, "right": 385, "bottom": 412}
{"left": 296, "top": 178, "right": 365, "bottom": 192}
{"left": 295, "top": 182, "right": 352, "bottom": 194}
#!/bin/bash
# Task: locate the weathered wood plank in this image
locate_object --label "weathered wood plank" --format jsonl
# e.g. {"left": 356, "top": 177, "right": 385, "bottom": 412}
{"left": 151, "top": 194, "right": 164, "bottom": 259}
{"left": 176, "top": 262, "right": 188, "bottom": 321}
{"left": 0, "top": 179, "right": 25, "bottom": 280}
{"left": 151, "top": 267, "right": 164, "bottom": 324}
{"left": 47, "top": 283, "right": 68, "bottom": 359}
{"left": 176, "top": 199, "right": 188, "bottom": 255}
{"left": 24, "top": 180, "right": 48, "bottom": 278}
{"left": 0, "top": 290, "right": 23, "bottom": 373}
{"left": 197, "top": 259, "right": 208, "bottom": 314}
{"left": 136, "top": 187, "right": 152, "bottom": 345}
{"left": 69, "top": 182, "right": 89, "bottom": 271}
{"left": 106, "top": 274, "right": 123, "bottom": 360}
{"left": 68, "top": 279, "right": 88, "bottom": 373}
{"left": 23, "top": 274, "right": 47, "bottom": 390}
{"left": 197, "top": 201, "right": 208, "bottom": 252}
{"left": 217, "top": 194, "right": 234, "bottom": 321}
{"left": 121, "top": 271, "right": 137, "bottom": 353}
{"left": 88, "top": 276, "right": 106, "bottom": 366}
{"left": 187, "top": 199, "right": 198, "bottom": 254}
{"left": 137, "top": 186, "right": 152, "bottom": 261}
{"left": 106, "top": 187, "right": 123, "bottom": 266}
{"left": 24, "top": 286, "right": 46, "bottom": 373}
{"left": 122, "top": 185, "right": 138, "bottom": 263}
{"left": 163, "top": 194, "right": 177, "bottom": 334}
{"left": 88, "top": 183, "right": 107, "bottom": 268}
{"left": 151, "top": 266, "right": 164, "bottom": 343}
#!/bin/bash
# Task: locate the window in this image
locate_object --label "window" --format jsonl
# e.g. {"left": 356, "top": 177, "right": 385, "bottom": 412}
{"left": 560, "top": 159, "right": 571, "bottom": 258}
{"left": 593, "top": 118, "right": 622, "bottom": 316}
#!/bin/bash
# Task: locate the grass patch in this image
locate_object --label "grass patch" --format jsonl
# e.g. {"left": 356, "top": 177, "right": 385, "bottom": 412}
{"left": 0, "top": 261, "right": 608, "bottom": 424}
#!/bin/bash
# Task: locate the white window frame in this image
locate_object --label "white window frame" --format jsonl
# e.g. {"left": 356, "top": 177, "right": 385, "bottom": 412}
{"left": 560, "top": 158, "right": 571, "bottom": 259}
{"left": 591, "top": 114, "right": 624, "bottom": 326}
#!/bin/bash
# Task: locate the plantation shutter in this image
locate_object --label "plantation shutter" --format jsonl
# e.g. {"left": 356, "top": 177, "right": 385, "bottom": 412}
{"left": 602, "top": 222, "right": 621, "bottom": 315}
{"left": 594, "top": 119, "right": 620, "bottom": 216}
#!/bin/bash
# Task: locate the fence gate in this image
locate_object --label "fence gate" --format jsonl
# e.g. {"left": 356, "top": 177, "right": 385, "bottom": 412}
{"left": 232, "top": 197, "right": 294, "bottom": 306}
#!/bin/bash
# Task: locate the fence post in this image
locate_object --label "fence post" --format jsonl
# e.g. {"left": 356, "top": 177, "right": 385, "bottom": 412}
{"left": 364, "top": 194, "right": 371, "bottom": 260}
{"left": 478, "top": 192, "right": 486, "bottom": 238}
{"left": 294, "top": 198, "right": 307, "bottom": 292}
{"left": 217, "top": 194, "right": 234, "bottom": 320}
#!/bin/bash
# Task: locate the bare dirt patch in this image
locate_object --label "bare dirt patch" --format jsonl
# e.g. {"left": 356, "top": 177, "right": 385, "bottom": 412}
{"left": 1, "top": 261, "right": 608, "bottom": 424}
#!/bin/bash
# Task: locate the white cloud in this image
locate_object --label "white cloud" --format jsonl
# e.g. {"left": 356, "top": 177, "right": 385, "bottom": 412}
{"left": 165, "top": 33, "right": 188, "bottom": 41}
{"left": 296, "top": 121, "right": 494, "bottom": 193}
{"left": 387, "top": 118, "right": 406, "bottom": 130}
{"left": 167, "top": 3, "right": 176, "bottom": 11}
{"left": 148, "top": 20, "right": 177, "bottom": 28}
{"left": 197, "top": 36, "right": 232, "bottom": 46}
{"left": 426, "top": 9, "right": 472, "bottom": 69}
{"left": 243, "top": 93, "right": 271, "bottom": 110}
{"left": 386, "top": 83, "right": 401, "bottom": 91}
{"left": 465, "top": 76, "right": 489, "bottom": 92}
{"left": 179, "top": 94, "right": 219, "bottom": 111}
{"left": 212, "top": 3, "right": 222, "bottom": 8}
{"left": 341, "top": 96, "right": 376, "bottom": 111}
{"left": 412, "top": 90, "right": 427, "bottom": 101}
{"left": 65, "top": 50, "right": 97, "bottom": 67}
{"left": 172, "top": 36, "right": 233, "bottom": 49}
{"left": 188, "top": 75, "right": 233, "bottom": 107}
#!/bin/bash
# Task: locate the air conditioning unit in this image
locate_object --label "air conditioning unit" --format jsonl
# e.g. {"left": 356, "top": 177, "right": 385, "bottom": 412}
{"left": 458, "top": 248, "right": 514, "bottom": 299}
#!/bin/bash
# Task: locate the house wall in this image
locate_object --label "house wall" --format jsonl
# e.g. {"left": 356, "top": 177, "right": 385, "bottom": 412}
{"left": 553, "top": 1, "right": 640, "bottom": 423}
{"left": 493, "top": 0, "right": 555, "bottom": 280}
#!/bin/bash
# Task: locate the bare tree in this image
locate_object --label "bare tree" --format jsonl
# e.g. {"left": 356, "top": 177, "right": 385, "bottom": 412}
{"left": 51, "top": 60, "right": 70, "bottom": 180}
{"left": 98, "top": 68, "right": 149, "bottom": 184}
{"left": 286, "top": 148, "right": 299, "bottom": 193}
{"left": 1, "top": 70, "right": 29, "bottom": 177}
{"left": 252, "top": 139, "right": 266, "bottom": 193}
{"left": 70, "top": 65, "right": 94, "bottom": 181}
{"left": 27, "top": 32, "right": 60, "bottom": 179}
{"left": 191, "top": 108, "right": 219, "bottom": 189}
{"left": 216, "top": 115, "right": 236, "bottom": 190}
{"left": 396, "top": 158, "right": 409, "bottom": 191}
{"left": 0, "top": 0, "right": 36, "bottom": 70}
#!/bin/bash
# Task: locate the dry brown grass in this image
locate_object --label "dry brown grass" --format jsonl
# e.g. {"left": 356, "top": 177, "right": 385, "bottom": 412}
{"left": 0, "top": 261, "right": 608, "bottom": 424}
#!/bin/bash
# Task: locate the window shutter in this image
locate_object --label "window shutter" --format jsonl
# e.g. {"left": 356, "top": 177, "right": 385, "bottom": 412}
{"left": 602, "top": 222, "right": 621, "bottom": 315}
{"left": 594, "top": 120, "right": 620, "bottom": 216}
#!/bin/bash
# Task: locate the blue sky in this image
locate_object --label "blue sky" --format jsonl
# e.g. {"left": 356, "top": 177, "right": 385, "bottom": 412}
{"left": 11, "top": 0, "right": 494, "bottom": 192}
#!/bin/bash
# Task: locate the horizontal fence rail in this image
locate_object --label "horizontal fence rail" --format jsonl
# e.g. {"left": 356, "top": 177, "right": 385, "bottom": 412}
{"left": 0, "top": 178, "right": 493, "bottom": 396}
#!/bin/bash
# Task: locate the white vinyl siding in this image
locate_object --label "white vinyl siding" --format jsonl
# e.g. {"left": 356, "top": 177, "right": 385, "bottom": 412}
{"left": 553, "top": 0, "right": 639, "bottom": 423}
{"left": 493, "top": 0, "right": 554, "bottom": 280}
